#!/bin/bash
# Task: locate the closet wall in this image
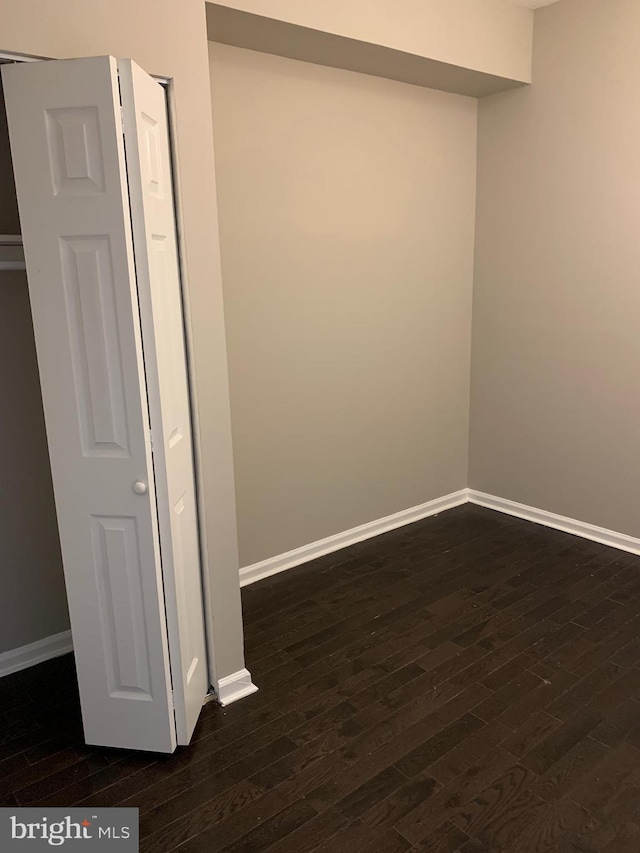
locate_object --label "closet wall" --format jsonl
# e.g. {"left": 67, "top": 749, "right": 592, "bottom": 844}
{"left": 0, "top": 84, "right": 69, "bottom": 654}
{"left": 470, "top": 0, "right": 640, "bottom": 537}
{"left": 209, "top": 44, "right": 477, "bottom": 567}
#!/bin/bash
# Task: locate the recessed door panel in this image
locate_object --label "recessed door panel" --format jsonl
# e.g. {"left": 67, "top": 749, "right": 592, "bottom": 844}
{"left": 60, "top": 235, "right": 130, "bottom": 456}
{"left": 91, "top": 515, "right": 153, "bottom": 698}
{"left": 45, "top": 106, "right": 106, "bottom": 195}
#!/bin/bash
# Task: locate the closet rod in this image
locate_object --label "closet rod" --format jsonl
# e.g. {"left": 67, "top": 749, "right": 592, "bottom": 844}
{"left": 0, "top": 235, "right": 25, "bottom": 271}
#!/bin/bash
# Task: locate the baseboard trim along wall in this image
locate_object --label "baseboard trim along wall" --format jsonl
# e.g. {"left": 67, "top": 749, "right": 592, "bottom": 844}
{"left": 0, "top": 629, "right": 73, "bottom": 679}
{"left": 240, "top": 487, "right": 640, "bottom": 587}
{"left": 216, "top": 668, "right": 259, "bottom": 706}
{"left": 239, "top": 489, "right": 469, "bottom": 587}
{"left": 4, "top": 491, "right": 640, "bottom": 682}
{"left": 468, "top": 489, "right": 640, "bottom": 557}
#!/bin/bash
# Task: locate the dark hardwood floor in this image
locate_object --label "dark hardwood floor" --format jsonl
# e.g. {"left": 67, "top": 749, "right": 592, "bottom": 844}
{"left": 4, "top": 504, "right": 640, "bottom": 851}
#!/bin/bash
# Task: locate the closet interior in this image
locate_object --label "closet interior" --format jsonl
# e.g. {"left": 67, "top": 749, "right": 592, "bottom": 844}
{"left": 0, "top": 74, "right": 70, "bottom": 663}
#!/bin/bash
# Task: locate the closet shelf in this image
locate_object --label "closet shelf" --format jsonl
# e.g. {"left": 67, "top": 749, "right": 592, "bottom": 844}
{"left": 0, "top": 235, "right": 25, "bottom": 271}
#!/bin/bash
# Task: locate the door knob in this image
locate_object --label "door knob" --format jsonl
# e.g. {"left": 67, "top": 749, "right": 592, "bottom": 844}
{"left": 133, "top": 481, "right": 148, "bottom": 495}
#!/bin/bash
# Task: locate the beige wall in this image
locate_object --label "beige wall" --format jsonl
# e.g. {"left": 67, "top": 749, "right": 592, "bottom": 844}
{"left": 211, "top": 0, "right": 534, "bottom": 83}
{"left": 0, "top": 0, "right": 534, "bottom": 671}
{"left": 210, "top": 44, "right": 477, "bottom": 566}
{"left": 470, "top": 0, "right": 640, "bottom": 536}
{"left": 206, "top": 3, "right": 531, "bottom": 99}
{"left": 0, "top": 0, "right": 245, "bottom": 682}
{"left": 0, "top": 271, "right": 70, "bottom": 652}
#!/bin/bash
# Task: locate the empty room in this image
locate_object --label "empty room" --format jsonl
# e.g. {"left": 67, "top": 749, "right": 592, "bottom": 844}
{"left": 1, "top": 0, "right": 640, "bottom": 850}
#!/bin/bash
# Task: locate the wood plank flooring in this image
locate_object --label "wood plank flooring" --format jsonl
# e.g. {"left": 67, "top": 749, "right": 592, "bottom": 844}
{"left": 4, "top": 504, "right": 640, "bottom": 851}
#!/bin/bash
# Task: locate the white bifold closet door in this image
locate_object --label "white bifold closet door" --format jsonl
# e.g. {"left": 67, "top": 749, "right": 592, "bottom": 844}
{"left": 2, "top": 56, "right": 208, "bottom": 753}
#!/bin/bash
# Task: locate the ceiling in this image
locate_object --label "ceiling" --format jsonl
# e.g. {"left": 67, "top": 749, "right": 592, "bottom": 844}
{"left": 503, "top": 0, "right": 563, "bottom": 7}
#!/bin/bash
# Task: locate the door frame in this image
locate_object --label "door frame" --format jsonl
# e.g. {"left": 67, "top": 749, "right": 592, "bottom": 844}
{"left": 0, "top": 47, "right": 218, "bottom": 697}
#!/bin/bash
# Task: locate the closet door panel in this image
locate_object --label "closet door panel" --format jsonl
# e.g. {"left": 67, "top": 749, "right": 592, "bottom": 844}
{"left": 119, "top": 59, "right": 209, "bottom": 744}
{"left": 2, "top": 56, "right": 176, "bottom": 753}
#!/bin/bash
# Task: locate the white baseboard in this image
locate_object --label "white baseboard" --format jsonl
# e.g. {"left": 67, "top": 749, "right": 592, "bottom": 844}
{"left": 468, "top": 489, "right": 640, "bottom": 556}
{"left": 215, "top": 668, "right": 259, "bottom": 706}
{"left": 240, "top": 488, "right": 640, "bottom": 590}
{"left": 239, "top": 489, "right": 469, "bottom": 587}
{"left": 0, "top": 630, "right": 73, "bottom": 678}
